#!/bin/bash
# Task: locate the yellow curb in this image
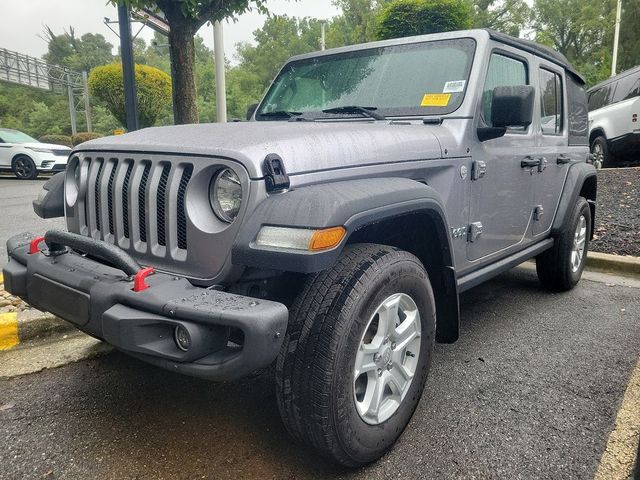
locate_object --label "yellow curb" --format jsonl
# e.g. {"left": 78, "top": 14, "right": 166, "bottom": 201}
{"left": 0, "top": 312, "right": 19, "bottom": 351}
{"left": 594, "top": 358, "right": 640, "bottom": 480}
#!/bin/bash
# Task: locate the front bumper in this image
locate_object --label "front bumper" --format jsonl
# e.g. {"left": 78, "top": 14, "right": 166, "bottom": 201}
{"left": 3, "top": 232, "right": 288, "bottom": 381}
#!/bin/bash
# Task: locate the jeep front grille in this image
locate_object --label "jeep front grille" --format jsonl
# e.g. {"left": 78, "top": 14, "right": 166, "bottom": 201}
{"left": 73, "top": 155, "right": 194, "bottom": 256}
{"left": 66, "top": 152, "right": 250, "bottom": 283}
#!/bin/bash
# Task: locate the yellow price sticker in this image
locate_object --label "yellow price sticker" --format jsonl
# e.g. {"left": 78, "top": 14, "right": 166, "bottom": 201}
{"left": 421, "top": 93, "right": 452, "bottom": 107}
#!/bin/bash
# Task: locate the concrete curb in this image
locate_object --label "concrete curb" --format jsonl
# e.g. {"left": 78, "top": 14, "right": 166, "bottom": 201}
{"left": 586, "top": 251, "right": 640, "bottom": 277}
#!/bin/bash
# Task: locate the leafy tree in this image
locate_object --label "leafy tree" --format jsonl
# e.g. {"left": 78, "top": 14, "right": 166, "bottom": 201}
{"left": 376, "top": 0, "right": 474, "bottom": 40}
{"left": 617, "top": 0, "right": 640, "bottom": 72}
{"left": 111, "top": 0, "right": 268, "bottom": 124}
{"left": 473, "top": 0, "right": 530, "bottom": 36}
{"left": 533, "top": 0, "right": 615, "bottom": 86}
{"left": 328, "top": 0, "right": 392, "bottom": 46}
{"left": 42, "top": 27, "right": 114, "bottom": 71}
{"left": 89, "top": 63, "right": 172, "bottom": 128}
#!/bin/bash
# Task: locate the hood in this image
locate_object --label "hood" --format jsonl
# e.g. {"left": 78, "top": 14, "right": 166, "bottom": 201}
{"left": 77, "top": 121, "right": 444, "bottom": 178}
{"left": 20, "top": 142, "right": 72, "bottom": 150}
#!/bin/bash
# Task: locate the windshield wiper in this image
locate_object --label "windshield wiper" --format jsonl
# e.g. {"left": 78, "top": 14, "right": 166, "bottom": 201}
{"left": 321, "top": 106, "right": 386, "bottom": 120}
{"left": 256, "top": 110, "right": 302, "bottom": 119}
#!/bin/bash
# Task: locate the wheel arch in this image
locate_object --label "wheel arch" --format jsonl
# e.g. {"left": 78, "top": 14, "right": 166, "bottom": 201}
{"left": 589, "top": 127, "right": 606, "bottom": 146}
{"left": 11, "top": 152, "right": 34, "bottom": 166}
{"left": 552, "top": 162, "right": 597, "bottom": 240}
{"left": 232, "top": 177, "right": 460, "bottom": 343}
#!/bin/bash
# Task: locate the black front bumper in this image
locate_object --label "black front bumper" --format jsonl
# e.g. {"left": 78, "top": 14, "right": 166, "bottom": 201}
{"left": 3, "top": 232, "right": 288, "bottom": 381}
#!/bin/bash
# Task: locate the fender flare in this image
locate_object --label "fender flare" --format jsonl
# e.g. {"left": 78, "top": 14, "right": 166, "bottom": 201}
{"left": 232, "top": 177, "right": 454, "bottom": 273}
{"left": 232, "top": 177, "right": 460, "bottom": 344}
{"left": 552, "top": 162, "right": 597, "bottom": 238}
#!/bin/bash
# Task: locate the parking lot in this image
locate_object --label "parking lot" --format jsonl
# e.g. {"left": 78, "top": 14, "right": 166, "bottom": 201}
{"left": 1, "top": 178, "right": 639, "bottom": 480}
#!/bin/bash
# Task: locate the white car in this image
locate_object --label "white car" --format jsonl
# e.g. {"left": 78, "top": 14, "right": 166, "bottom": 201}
{"left": 587, "top": 65, "right": 640, "bottom": 168}
{"left": 0, "top": 128, "right": 71, "bottom": 179}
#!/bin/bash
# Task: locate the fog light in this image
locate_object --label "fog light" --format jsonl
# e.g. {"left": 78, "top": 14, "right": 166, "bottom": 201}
{"left": 174, "top": 325, "right": 191, "bottom": 352}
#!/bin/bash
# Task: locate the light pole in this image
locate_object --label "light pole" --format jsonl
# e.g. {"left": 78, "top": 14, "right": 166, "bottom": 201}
{"left": 213, "top": 21, "right": 227, "bottom": 123}
{"left": 611, "top": 0, "right": 622, "bottom": 77}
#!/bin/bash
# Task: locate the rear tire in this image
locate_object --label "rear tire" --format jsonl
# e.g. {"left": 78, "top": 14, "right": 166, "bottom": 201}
{"left": 12, "top": 155, "right": 38, "bottom": 180}
{"left": 275, "top": 244, "right": 436, "bottom": 467}
{"left": 590, "top": 136, "right": 613, "bottom": 169}
{"left": 536, "top": 197, "right": 591, "bottom": 292}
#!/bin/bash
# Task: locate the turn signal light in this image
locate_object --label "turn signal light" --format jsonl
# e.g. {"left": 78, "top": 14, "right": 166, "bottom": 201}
{"left": 310, "top": 227, "right": 347, "bottom": 251}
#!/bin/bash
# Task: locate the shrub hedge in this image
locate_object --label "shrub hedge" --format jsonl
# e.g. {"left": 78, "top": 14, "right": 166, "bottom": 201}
{"left": 38, "top": 134, "right": 73, "bottom": 147}
{"left": 89, "top": 63, "right": 172, "bottom": 129}
{"left": 72, "top": 132, "right": 104, "bottom": 146}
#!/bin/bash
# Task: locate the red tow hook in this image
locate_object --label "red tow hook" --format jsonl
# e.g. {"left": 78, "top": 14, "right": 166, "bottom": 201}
{"left": 29, "top": 236, "right": 46, "bottom": 254}
{"left": 133, "top": 267, "right": 155, "bottom": 292}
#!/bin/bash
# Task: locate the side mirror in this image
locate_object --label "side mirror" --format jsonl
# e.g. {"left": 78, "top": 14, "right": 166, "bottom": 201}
{"left": 246, "top": 103, "right": 258, "bottom": 121}
{"left": 33, "top": 172, "right": 64, "bottom": 219}
{"left": 478, "top": 85, "right": 535, "bottom": 142}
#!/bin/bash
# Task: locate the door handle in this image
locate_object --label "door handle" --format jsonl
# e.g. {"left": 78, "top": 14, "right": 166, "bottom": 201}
{"left": 521, "top": 156, "right": 541, "bottom": 168}
{"left": 556, "top": 154, "right": 571, "bottom": 164}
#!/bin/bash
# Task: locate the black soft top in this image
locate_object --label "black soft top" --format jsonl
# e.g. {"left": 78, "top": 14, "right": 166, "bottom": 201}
{"left": 486, "top": 29, "right": 586, "bottom": 85}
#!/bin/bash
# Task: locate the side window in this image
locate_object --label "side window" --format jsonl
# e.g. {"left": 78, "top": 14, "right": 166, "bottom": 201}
{"left": 588, "top": 88, "right": 605, "bottom": 110}
{"left": 612, "top": 74, "right": 640, "bottom": 103}
{"left": 603, "top": 82, "right": 617, "bottom": 107}
{"left": 482, "top": 53, "right": 528, "bottom": 129}
{"left": 539, "top": 68, "right": 563, "bottom": 135}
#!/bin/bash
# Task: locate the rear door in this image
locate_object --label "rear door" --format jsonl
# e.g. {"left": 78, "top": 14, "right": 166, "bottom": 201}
{"left": 467, "top": 50, "right": 536, "bottom": 262}
{"left": 0, "top": 135, "right": 12, "bottom": 168}
{"left": 532, "top": 63, "right": 571, "bottom": 237}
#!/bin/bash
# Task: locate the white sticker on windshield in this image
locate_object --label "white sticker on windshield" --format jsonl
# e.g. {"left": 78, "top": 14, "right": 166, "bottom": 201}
{"left": 443, "top": 80, "right": 466, "bottom": 93}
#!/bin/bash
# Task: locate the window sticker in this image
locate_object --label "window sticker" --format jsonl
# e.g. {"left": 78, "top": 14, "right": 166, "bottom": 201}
{"left": 421, "top": 93, "right": 452, "bottom": 107}
{"left": 443, "top": 80, "right": 466, "bottom": 93}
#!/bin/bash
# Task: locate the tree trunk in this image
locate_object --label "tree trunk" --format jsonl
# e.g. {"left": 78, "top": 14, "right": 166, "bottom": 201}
{"left": 168, "top": 24, "right": 199, "bottom": 124}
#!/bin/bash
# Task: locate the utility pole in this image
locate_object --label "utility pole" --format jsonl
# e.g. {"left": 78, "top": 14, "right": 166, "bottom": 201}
{"left": 118, "top": 5, "right": 139, "bottom": 131}
{"left": 213, "top": 21, "right": 227, "bottom": 123}
{"left": 320, "top": 21, "right": 326, "bottom": 51}
{"left": 67, "top": 71, "right": 77, "bottom": 135}
{"left": 612, "top": 0, "right": 622, "bottom": 77}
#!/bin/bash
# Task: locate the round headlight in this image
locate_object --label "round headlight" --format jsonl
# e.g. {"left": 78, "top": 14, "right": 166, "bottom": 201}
{"left": 210, "top": 168, "right": 242, "bottom": 222}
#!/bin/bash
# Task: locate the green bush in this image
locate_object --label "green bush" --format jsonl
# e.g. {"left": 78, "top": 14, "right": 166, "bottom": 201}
{"left": 72, "top": 132, "right": 104, "bottom": 146}
{"left": 38, "top": 134, "right": 73, "bottom": 147}
{"left": 376, "top": 0, "right": 473, "bottom": 40}
{"left": 88, "top": 63, "right": 172, "bottom": 129}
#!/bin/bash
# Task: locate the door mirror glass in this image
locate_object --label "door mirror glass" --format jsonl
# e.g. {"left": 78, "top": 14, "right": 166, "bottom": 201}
{"left": 490, "top": 85, "right": 535, "bottom": 128}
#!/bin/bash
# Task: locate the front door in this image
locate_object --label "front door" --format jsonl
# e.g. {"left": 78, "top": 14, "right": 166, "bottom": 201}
{"left": 467, "top": 51, "right": 537, "bottom": 261}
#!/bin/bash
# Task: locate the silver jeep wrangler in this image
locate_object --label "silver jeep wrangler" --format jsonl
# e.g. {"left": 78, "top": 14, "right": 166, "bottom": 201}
{"left": 4, "top": 29, "right": 596, "bottom": 466}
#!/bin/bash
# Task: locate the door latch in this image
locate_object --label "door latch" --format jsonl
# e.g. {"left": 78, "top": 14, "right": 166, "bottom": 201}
{"left": 534, "top": 205, "right": 544, "bottom": 221}
{"left": 468, "top": 222, "right": 483, "bottom": 242}
{"left": 471, "top": 161, "right": 487, "bottom": 181}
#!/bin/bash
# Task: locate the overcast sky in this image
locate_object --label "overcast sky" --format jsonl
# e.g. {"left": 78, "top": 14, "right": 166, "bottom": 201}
{"left": 0, "top": 0, "right": 341, "bottom": 65}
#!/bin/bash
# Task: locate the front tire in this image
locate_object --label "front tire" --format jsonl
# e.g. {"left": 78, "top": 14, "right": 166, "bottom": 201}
{"left": 536, "top": 197, "right": 591, "bottom": 292}
{"left": 12, "top": 155, "right": 38, "bottom": 180}
{"left": 275, "top": 244, "right": 436, "bottom": 467}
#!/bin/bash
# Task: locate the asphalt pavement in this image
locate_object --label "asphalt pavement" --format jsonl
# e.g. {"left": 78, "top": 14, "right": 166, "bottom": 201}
{"left": 1, "top": 267, "right": 638, "bottom": 480}
{"left": 0, "top": 176, "right": 65, "bottom": 264}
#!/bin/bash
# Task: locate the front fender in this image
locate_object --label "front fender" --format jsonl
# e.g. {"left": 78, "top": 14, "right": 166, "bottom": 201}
{"left": 232, "top": 177, "right": 453, "bottom": 274}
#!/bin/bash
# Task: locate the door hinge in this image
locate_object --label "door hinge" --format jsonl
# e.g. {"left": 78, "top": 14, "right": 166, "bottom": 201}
{"left": 534, "top": 205, "right": 544, "bottom": 221}
{"left": 468, "top": 222, "right": 483, "bottom": 242}
{"left": 471, "top": 160, "right": 487, "bottom": 181}
{"left": 263, "top": 153, "right": 290, "bottom": 193}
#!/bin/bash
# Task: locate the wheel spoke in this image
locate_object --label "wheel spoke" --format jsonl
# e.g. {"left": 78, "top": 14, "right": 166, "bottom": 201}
{"left": 392, "top": 310, "right": 419, "bottom": 350}
{"left": 354, "top": 345, "right": 378, "bottom": 378}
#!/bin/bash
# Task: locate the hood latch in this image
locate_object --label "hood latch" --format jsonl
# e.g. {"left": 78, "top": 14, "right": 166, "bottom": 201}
{"left": 263, "top": 153, "right": 290, "bottom": 193}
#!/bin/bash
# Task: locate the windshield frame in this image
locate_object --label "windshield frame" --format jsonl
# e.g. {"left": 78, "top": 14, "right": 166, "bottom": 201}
{"left": 256, "top": 37, "right": 477, "bottom": 121}
{"left": 0, "top": 129, "right": 39, "bottom": 144}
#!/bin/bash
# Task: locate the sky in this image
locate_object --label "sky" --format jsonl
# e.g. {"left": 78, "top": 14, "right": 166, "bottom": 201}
{"left": 0, "top": 0, "right": 341, "bottom": 65}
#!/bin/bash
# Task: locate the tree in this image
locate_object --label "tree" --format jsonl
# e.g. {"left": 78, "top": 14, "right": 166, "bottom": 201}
{"left": 111, "top": 0, "right": 268, "bottom": 124}
{"left": 533, "top": 0, "right": 615, "bottom": 86}
{"left": 617, "top": 0, "right": 640, "bottom": 72}
{"left": 89, "top": 63, "right": 172, "bottom": 128}
{"left": 42, "top": 27, "right": 114, "bottom": 71}
{"left": 328, "top": 0, "right": 392, "bottom": 46}
{"left": 473, "top": 0, "right": 530, "bottom": 37}
{"left": 376, "top": 0, "right": 474, "bottom": 40}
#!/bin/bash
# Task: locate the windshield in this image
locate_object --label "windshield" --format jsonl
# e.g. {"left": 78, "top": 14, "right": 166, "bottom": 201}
{"left": 257, "top": 38, "right": 476, "bottom": 120}
{"left": 0, "top": 130, "right": 38, "bottom": 144}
